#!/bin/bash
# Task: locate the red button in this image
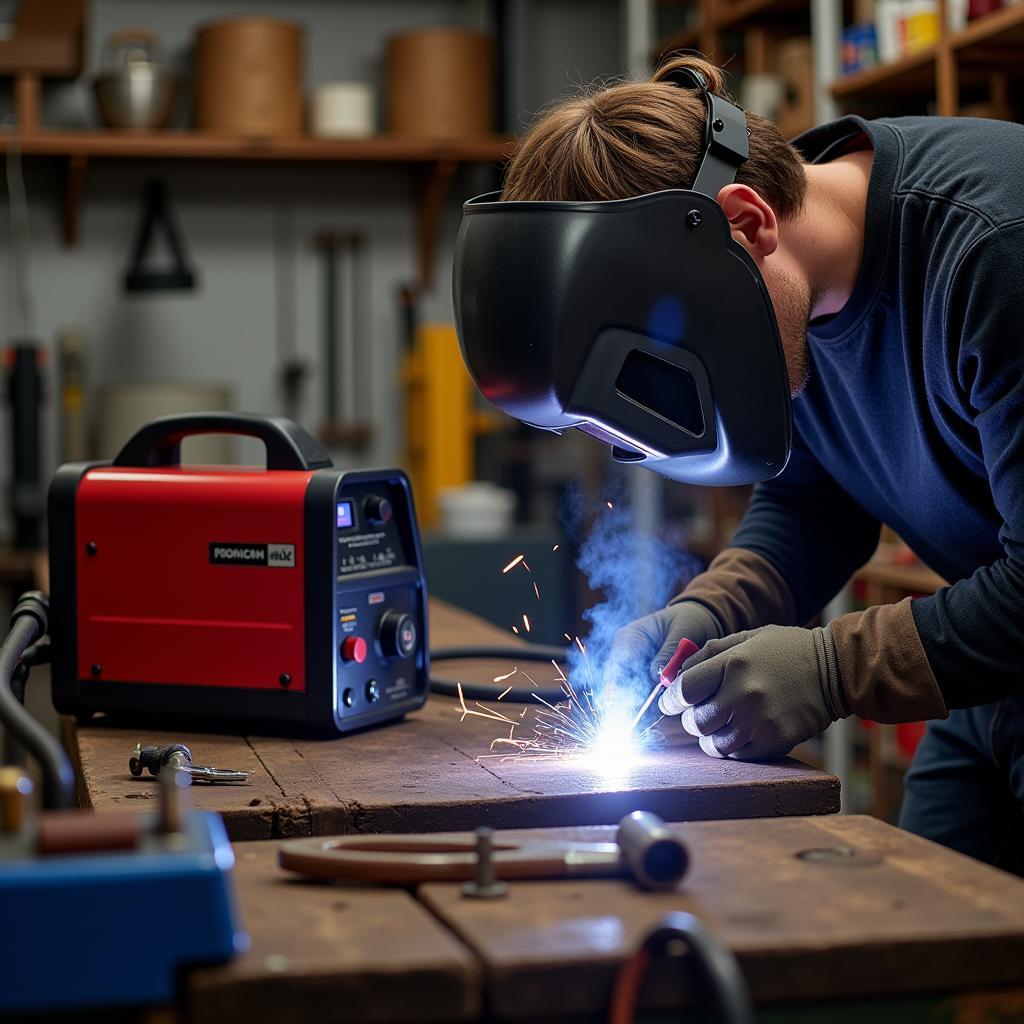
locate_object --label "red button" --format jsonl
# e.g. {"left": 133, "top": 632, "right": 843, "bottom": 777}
{"left": 341, "top": 636, "right": 368, "bottom": 664}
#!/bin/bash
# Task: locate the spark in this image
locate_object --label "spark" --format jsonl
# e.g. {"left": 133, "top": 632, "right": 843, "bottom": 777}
{"left": 523, "top": 613, "right": 531, "bottom": 633}
{"left": 533, "top": 581, "right": 541, "bottom": 601}
{"left": 502, "top": 554, "right": 524, "bottom": 574}
{"left": 498, "top": 685, "right": 513, "bottom": 700}
{"left": 512, "top": 625, "right": 519, "bottom": 635}
{"left": 552, "top": 544, "right": 560, "bottom": 551}
{"left": 493, "top": 668, "right": 517, "bottom": 682}
{"left": 606, "top": 501, "right": 614, "bottom": 509}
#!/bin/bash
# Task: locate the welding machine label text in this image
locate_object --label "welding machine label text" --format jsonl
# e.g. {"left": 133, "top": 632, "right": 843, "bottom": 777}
{"left": 209, "top": 543, "right": 296, "bottom": 568}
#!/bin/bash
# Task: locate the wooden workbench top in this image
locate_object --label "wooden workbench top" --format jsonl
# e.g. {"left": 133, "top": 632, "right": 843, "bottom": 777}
{"left": 186, "top": 815, "right": 1024, "bottom": 1023}
{"left": 66, "top": 600, "right": 838, "bottom": 840}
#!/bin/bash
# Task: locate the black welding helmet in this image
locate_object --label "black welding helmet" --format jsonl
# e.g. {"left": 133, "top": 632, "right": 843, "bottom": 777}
{"left": 452, "top": 70, "right": 792, "bottom": 486}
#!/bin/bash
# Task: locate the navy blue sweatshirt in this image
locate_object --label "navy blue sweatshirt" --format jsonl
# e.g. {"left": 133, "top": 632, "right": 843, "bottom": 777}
{"left": 731, "top": 115, "right": 1024, "bottom": 709}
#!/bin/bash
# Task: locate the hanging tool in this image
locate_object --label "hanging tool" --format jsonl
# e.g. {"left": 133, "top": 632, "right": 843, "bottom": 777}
{"left": 5, "top": 342, "right": 45, "bottom": 550}
{"left": 124, "top": 179, "right": 196, "bottom": 291}
{"left": 630, "top": 637, "right": 700, "bottom": 733}
{"left": 129, "top": 742, "right": 249, "bottom": 785}
{"left": 279, "top": 810, "right": 689, "bottom": 892}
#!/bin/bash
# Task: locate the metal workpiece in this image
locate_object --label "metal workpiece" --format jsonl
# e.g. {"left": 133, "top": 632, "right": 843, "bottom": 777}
{"left": 461, "top": 827, "right": 509, "bottom": 900}
{"left": 279, "top": 812, "right": 689, "bottom": 892}
{"left": 616, "top": 811, "right": 690, "bottom": 891}
{"left": 130, "top": 743, "right": 249, "bottom": 785}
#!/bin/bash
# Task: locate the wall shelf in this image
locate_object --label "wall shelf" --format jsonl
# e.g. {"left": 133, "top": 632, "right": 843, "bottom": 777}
{"left": 830, "top": 47, "right": 937, "bottom": 100}
{"left": 1, "top": 131, "right": 515, "bottom": 286}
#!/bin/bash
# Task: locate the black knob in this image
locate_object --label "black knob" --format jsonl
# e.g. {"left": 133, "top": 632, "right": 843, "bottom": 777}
{"left": 378, "top": 610, "right": 417, "bottom": 659}
{"left": 364, "top": 494, "right": 393, "bottom": 527}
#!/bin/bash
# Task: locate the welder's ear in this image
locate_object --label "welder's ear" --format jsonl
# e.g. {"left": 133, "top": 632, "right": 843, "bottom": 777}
{"left": 717, "top": 184, "right": 779, "bottom": 261}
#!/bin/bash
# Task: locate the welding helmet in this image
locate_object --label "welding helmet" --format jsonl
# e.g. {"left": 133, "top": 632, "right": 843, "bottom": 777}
{"left": 452, "top": 70, "right": 792, "bottom": 485}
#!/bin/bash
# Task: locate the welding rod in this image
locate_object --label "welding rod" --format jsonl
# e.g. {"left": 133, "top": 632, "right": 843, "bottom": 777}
{"left": 629, "top": 637, "right": 700, "bottom": 733}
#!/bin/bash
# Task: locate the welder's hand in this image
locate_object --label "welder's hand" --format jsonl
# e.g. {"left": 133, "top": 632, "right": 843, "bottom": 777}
{"left": 605, "top": 601, "right": 722, "bottom": 688}
{"left": 659, "top": 624, "right": 850, "bottom": 760}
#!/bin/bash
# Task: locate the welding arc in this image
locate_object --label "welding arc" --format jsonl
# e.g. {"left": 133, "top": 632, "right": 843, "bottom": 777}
{"left": 429, "top": 644, "right": 570, "bottom": 703}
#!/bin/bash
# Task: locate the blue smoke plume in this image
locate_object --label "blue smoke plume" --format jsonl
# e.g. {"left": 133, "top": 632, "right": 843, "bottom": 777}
{"left": 561, "top": 482, "right": 701, "bottom": 708}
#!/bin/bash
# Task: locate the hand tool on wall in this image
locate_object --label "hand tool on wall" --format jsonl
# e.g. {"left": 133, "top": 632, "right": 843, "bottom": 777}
{"left": 315, "top": 229, "right": 371, "bottom": 449}
{"left": 124, "top": 179, "right": 196, "bottom": 291}
{"left": 279, "top": 810, "right": 689, "bottom": 892}
{"left": 5, "top": 342, "right": 45, "bottom": 550}
{"left": 630, "top": 637, "right": 700, "bottom": 733}
{"left": 129, "top": 742, "right": 249, "bottom": 784}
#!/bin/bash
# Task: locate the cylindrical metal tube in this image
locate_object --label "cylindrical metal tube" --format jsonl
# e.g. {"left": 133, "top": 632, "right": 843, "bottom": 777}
{"left": 616, "top": 811, "right": 689, "bottom": 891}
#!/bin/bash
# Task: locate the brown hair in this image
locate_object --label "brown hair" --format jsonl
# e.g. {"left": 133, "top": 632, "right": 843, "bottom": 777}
{"left": 502, "top": 55, "right": 807, "bottom": 219}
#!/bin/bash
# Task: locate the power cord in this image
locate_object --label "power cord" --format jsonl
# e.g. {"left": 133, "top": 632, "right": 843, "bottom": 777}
{"left": 429, "top": 644, "right": 571, "bottom": 703}
{"left": 0, "top": 591, "right": 74, "bottom": 809}
{"left": 608, "top": 912, "right": 753, "bottom": 1024}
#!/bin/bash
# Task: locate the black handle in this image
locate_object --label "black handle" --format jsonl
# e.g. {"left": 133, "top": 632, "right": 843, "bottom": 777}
{"left": 112, "top": 412, "right": 334, "bottom": 471}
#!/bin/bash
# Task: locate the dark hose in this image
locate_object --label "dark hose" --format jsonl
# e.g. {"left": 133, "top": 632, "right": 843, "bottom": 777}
{"left": 429, "top": 644, "right": 572, "bottom": 703}
{"left": 0, "top": 591, "right": 74, "bottom": 808}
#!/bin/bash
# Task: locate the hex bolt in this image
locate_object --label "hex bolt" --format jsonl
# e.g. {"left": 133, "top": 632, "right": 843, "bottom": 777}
{"left": 461, "top": 827, "right": 509, "bottom": 899}
{"left": 687, "top": 210, "right": 703, "bottom": 228}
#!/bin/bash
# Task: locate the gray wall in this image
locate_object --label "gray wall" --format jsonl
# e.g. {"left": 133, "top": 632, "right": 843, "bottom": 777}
{"left": 0, "top": 0, "right": 620, "bottom": 532}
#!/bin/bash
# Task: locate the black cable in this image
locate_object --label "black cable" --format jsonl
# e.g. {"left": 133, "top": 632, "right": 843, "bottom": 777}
{"left": 0, "top": 591, "right": 74, "bottom": 809}
{"left": 0, "top": 660, "right": 29, "bottom": 767}
{"left": 429, "top": 644, "right": 572, "bottom": 703}
{"left": 610, "top": 912, "right": 753, "bottom": 1024}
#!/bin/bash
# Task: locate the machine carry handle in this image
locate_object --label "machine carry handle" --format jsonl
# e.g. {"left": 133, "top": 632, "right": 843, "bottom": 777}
{"left": 112, "top": 412, "right": 334, "bottom": 472}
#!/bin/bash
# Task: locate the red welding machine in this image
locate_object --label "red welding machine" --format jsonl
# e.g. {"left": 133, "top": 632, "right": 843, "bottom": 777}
{"left": 48, "top": 413, "right": 428, "bottom": 734}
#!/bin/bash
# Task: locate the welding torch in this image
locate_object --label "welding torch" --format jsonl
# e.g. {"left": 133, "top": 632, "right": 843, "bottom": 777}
{"left": 629, "top": 637, "right": 700, "bottom": 733}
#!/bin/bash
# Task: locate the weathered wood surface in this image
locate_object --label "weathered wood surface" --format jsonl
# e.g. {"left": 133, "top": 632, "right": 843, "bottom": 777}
{"left": 186, "top": 840, "right": 479, "bottom": 1024}
{"left": 419, "top": 815, "right": 1024, "bottom": 1019}
{"left": 186, "top": 816, "right": 1024, "bottom": 1023}
{"left": 67, "top": 600, "right": 839, "bottom": 840}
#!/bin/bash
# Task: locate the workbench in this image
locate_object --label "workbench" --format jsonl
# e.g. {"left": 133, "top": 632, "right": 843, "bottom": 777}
{"left": 65, "top": 600, "right": 839, "bottom": 840}
{"left": 185, "top": 815, "right": 1024, "bottom": 1023}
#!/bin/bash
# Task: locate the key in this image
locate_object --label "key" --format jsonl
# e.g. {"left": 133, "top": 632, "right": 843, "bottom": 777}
{"left": 129, "top": 743, "right": 249, "bottom": 785}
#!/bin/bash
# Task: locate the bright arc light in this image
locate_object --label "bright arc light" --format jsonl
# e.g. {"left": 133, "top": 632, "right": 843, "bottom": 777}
{"left": 578, "top": 706, "right": 642, "bottom": 778}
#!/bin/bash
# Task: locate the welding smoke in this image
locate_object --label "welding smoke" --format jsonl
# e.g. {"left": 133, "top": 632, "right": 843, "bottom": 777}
{"left": 562, "top": 484, "right": 700, "bottom": 709}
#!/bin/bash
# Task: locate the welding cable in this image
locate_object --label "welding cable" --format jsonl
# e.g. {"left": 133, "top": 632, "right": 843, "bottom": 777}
{"left": 0, "top": 591, "right": 75, "bottom": 809}
{"left": 608, "top": 912, "right": 753, "bottom": 1024}
{"left": 429, "top": 644, "right": 572, "bottom": 703}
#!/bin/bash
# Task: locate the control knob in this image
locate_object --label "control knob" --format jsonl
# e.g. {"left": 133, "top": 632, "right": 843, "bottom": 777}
{"left": 364, "top": 494, "right": 393, "bottom": 527}
{"left": 378, "top": 610, "right": 417, "bottom": 659}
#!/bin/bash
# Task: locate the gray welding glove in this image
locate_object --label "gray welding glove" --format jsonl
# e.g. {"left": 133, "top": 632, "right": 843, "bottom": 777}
{"left": 659, "top": 624, "right": 851, "bottom": 760}
{"left": 604, "top": 601, "right": 722, "bottom": 688}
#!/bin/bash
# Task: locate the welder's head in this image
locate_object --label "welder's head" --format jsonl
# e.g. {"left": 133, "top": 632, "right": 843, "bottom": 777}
{"left": 453, "top": 57, "right": 804, "bottom": 486}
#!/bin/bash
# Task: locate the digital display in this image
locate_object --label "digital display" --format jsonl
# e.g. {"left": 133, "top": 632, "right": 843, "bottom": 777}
{"left": 336, "top": 501, "right": 354, "bottom": 529}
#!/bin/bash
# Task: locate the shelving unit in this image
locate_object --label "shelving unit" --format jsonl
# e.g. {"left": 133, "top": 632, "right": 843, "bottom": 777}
{"left": 0, "top": 130, "right": 513, "bottom": 287}
{"left": 831, "top": 1, "right": 1024, "bottom": 116}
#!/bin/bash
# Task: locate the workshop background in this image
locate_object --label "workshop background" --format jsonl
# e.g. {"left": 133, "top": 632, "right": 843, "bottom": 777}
{"left": 0, "top": 0, "right": 1014, "bottom": 820}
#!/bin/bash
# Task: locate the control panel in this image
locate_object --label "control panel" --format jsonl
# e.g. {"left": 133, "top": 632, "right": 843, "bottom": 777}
{"left": 329, "top": 476, "right": 427, "bottom": 730}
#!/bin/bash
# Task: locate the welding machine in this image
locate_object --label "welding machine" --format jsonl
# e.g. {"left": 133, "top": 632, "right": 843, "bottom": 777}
{"left": 48, "top": 412, "right": 429, "bottom": 734}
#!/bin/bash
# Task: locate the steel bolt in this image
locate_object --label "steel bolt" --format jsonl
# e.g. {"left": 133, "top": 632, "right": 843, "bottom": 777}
{"left": 461, "top": 827, "right": 508, "bottom": 899}
{"left": 158, "top": 766, "right": 190, "bottom": 835}
{"left": 85, "top": 542, "right": 97, "bottom": 556}
{"left": 712, "top": 117, "right": 724, "bottom": 132}
{"left": 279, "top": 673, "right": 292, "bottom": 688}
{"left": 90, "top": 663, "right": 102, "bottom": 677}
{"left": 687, "top": 210, "right": 703, "bottom": 228}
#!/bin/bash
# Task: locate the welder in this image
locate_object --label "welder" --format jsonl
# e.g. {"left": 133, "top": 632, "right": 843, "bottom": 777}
{"left": 453, "top": 55, "right": 1024, "bottom": 870}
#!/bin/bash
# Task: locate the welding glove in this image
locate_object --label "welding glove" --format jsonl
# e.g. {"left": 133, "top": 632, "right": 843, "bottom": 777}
{"left": 605, "top": 601, "right": 722, "bottom": 688}
{"left": 659, "top": 624, "right": 850, "bottom": 760}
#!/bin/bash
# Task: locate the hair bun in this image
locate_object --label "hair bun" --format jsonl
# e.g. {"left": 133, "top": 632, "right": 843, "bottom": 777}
{"left": 653, "top": 55, "right": 730, "bottom": 99}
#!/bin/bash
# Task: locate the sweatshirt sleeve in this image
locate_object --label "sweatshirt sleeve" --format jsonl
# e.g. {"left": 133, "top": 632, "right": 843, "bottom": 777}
{"left": 911, "top": 221, "right": 1024, "bottom": 708}
{"left": 730, "top": 429, "right": 882, "bottom": 624}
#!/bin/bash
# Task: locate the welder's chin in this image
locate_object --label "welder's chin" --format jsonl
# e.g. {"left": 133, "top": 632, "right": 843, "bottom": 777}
{"left": 763, "top": 265, "right": 812, "bottom": 398}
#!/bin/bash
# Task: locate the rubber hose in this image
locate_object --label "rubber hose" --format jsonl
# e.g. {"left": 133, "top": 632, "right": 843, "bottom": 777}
{"left": 429, "top": 644, "right": 572, "bottom": 703}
